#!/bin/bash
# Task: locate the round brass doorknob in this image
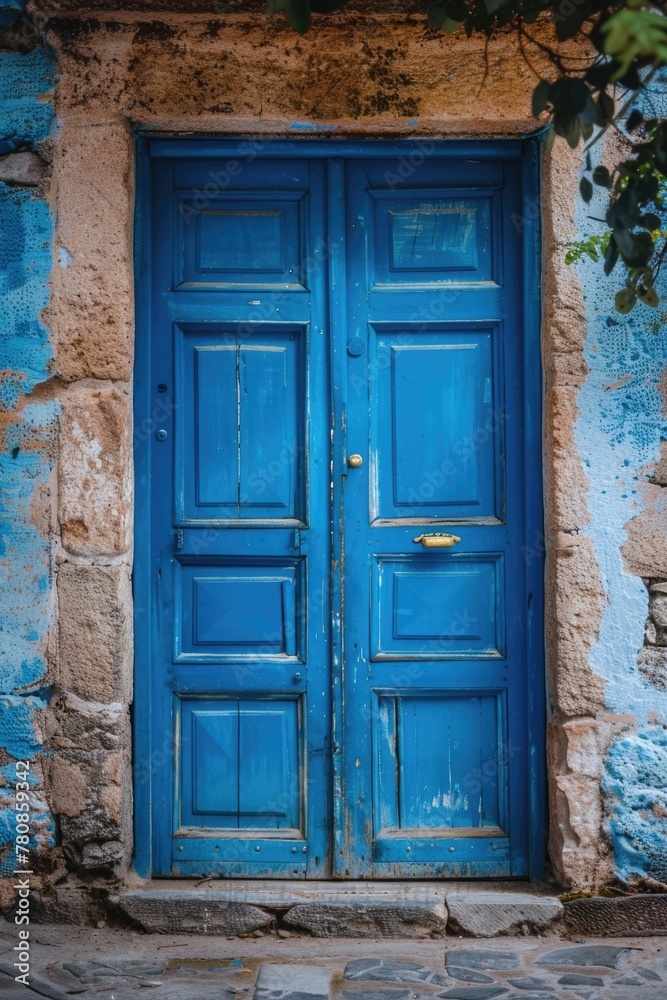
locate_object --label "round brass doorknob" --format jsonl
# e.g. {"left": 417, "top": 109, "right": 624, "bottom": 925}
{"left": 348, "top": 454, "right": 363, "bottom": 468}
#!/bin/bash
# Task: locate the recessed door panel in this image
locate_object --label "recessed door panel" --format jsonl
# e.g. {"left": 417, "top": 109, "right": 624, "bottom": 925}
{"left": 371, "top": 327, "right": 502, "bottom": 520}
{"left": 175, "top": 559, "right": 304, "bottom": 662}
{"left": 374, "top": 692, "right": 505, "bottom": 834}
{"left": 176, "top": 324, "right": 305, "bottom": 523}
{"left": 371, "top": 191, "right": 496, "bottom": 285}
{"left": 372, "top": 553, "right": 505, "bottom": 660}
{"left": 175, "top": 191, "right": 307, "bottom": 289}
{"left": 179, "top": 698, "right": 301, "bottom": 831}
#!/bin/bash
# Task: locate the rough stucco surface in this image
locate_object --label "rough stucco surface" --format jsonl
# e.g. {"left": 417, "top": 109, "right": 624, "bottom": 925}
{"left": 58, "top": 382, "right": 132, "bottom": 556}
{"left": 571, "top": 77, "right": 667, "bottom": 890}
{"left": 0, "top": 26, "right": 57, "bottom": 905}
{"left": 0, "top": 0, "right": 666, "bottom": 913}
{"left": 49, "top": 119, "right": 134, "bottom": 382}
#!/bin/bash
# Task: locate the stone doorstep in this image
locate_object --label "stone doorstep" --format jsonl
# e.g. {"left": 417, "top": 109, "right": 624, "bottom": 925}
{"left": 115, "top": 882, "right": 563, "bottom": 938}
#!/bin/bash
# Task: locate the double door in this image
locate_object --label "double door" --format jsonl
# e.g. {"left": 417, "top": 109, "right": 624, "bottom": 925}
{"left": 137, "top": 140, "right": 543, "bottom": 879}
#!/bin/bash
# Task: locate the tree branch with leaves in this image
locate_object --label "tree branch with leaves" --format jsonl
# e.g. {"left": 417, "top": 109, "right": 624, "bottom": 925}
{"left": 270, "top": 0, "right": 667, "bottom": 315}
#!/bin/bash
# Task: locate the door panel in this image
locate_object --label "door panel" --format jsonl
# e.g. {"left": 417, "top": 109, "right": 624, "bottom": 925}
{"left": 138, "top": 142, "right": 542, "bottom": 879}
{"left": 176, "top": 324, "right": 306, "bottom": 522}
{"left": 374, "top": 691, "right": 505, "bottom": 832}
{"left": 337, "top": 157, "right": 530, "bottom": 877}
{"left": 179, "top": 698, "right": 301, "bottom": 831}
{"left": 371, "top": 326, "right": 502, "bottom": 519}
{"left": 371, "top": 553, "right": 505, "bottom": 659}
{"left": 147, "top": 157, "right": 330, "bottom": 877}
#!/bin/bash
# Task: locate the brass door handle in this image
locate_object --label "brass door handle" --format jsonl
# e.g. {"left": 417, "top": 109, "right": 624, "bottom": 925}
{"left": 413, "top": 533, "right": 461, "bottom": 548}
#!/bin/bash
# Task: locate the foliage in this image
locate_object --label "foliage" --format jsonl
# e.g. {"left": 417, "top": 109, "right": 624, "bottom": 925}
{"left": 269, "top": 0, "right": 667, "bottom": 316}
{"left": 565, "top": 232, "right": 612, "bottom": 265}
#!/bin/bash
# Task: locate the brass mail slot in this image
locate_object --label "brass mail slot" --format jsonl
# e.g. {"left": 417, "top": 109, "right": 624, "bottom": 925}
{"left": 412, "top": 533, "right": 462, "bottom": 548}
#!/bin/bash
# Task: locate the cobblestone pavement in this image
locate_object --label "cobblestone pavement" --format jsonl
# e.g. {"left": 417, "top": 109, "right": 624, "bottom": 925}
{"left": 1, "top": 926, "right": 666, "bottom": 1000}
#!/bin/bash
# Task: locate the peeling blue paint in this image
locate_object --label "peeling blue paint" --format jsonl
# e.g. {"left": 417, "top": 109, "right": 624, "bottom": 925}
{"left": 289, "top": 121, "right": 337, "bottom": 131}
{"left": 0, "top": 188, "right": 54, "bottom": 409}
{"left": 574, "top": 73, "right": 667, "bottom": 885}
{"left": 0, "top": 48, "right": 55, "bottom": 144}
{"left": 605, "top": 730, "right": 667, "bottom": 885}
{"left": 0, "top": 29, "right": 56, "bottom": 873}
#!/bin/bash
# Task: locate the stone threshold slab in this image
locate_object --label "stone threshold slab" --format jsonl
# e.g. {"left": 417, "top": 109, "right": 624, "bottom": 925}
{"left": 115, "top": 881, "right": 563, "bottom": 938}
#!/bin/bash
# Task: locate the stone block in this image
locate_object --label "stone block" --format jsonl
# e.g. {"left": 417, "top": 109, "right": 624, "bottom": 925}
{"left": 47, "top": 694, "right": 130, "bottom": 752}
{"left": 544, "top": 385, "right": 589, "bottom": 532}
{"left": 445, "top": 970, "right": 494, "bottom": 984}
{"left": 50, "top": 119, "right": 134, "bottom": 382}
{"left": 649, "top": 594, "right": 667, "bottom": 628}
{"left": 535, "top": 945, "right": 632, "bottom": 969}
{"left": 623, "top": 505, "right": 667, "bottom": 580}
{"left": 118, "top": 891, "right": 274, "bottom": 935}
{"left": 52, "top": 747, "right": 131, "bottom": 873}
{"left": 444, "top": 950, "right": 520, "bottom": 972}
{"left": 545, "top": 535, "right": 607, "bottom": 718}
{"left": 255, "top": 963, "right": 331, "bottom": 997}
{"left": 44, "top": 697, "right": 132, "bottom": 874}
{"left": 437, "top": 988, "right": 508, "bottom": 1000}
{"left": 341, "top": 993, "right": 426, "bottom": 1000}
{"left": 58, "top": 383, "right": 132, "bottom": 556}
{"left": 638, "top": 646, "right": 667, "bottom": 690}
{"left": 0, "top": 150, "right": 48, "bottom": 186}
{"left": 58, "top": 563, "right": 132, "bottom": 704}
{"left": 445, "top": 892, "right": 563, "bottom": 937}
{"left": 30, "top": 887, "right": 106, "bottom": 925}
{"left": 344, "top": 960, "right": 446, "bottom": 985}
{"left": 282, "top": 898, "right": 448, "bottom": 938}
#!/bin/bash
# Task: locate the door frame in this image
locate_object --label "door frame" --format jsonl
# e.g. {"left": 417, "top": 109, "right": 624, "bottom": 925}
{"left": 133, "top": 136, "right": 545, "bottom": 880}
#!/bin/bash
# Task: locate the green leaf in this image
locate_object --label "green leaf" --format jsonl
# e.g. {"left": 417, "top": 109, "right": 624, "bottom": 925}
{"left": 637, "top": 284, "right": 660, "bottom": 308}
{"left": 604, "top": 237, "right": 619, "bottom": 275}
{"left": 544, "top": 125, "right": 556, "bottom": 153}
{"left": 627, "top": 230, "right": 654, "bottom": 267}
{"left": 592, "top": 165, "right": 611, "bottom": 188}
{"left": 597, "top": 90, "right": 615, "bottom": 124}
{"left": 285, "top": 0, "right": 311, "bottom": 33}
{"left": 565, "top": 117, "right": 581, "bottom": 149}
{"left": 580, "top": 176, "right": 593, "bottom": 202}
{"left": 640, "top": 212, "right": 662, "bottom": 231}
{"left": 613, "top": 227, "right": 635, "bottom": 258}
{"left": 615, "top": 287, "right": 637, "bottom": 314}
{"left": 532, "top": 80, "right": 550, "bottom": 117}
{"left": 428, "top": 0, "right": 466, "bottom": 28}
{"left": 483, "top": 0, "right": 511, "bottom": 12}
{"left": 626, "top": 109, "right": 644, "bottom": 133}
{"left": 427, "top": 1, "right": 449, "bottom": 27}
{"left": 553, "top": 0, "right": 592, "bottom": 42}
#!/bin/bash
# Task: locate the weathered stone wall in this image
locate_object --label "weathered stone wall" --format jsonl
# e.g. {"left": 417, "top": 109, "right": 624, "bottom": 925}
{"left": 0, "top": 9, "right": 59, "bottom": 910}
{"left": 0, "top": 0, "right": 666, "bottom": 915}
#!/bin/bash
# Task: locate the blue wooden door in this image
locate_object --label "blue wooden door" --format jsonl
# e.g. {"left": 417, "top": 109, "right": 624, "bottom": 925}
{"left": 136, "top": 141, "right": 543, "bottom": 879}
{"left": 141, "top": 153, "right": 332, "bottom": 877}
{"left": 335, "top": 153, "right": 540, "bottom": 877}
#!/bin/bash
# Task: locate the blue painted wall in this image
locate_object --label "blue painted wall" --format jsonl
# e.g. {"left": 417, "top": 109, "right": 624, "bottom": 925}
{"left": 0, "top": 17, "right": 57, "bottom": 876}
{"left": 574, "top": 73, "right": 667, "bottom": 887}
